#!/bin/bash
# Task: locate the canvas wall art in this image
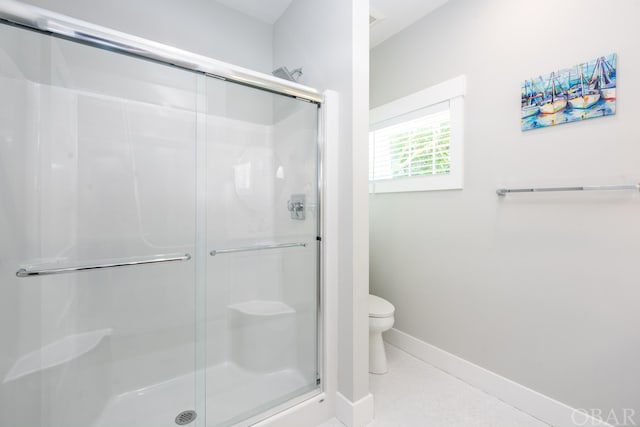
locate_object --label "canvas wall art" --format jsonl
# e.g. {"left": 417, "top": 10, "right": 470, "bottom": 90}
{"left": 521, "top": 53, "right": 616, "bottom": 131}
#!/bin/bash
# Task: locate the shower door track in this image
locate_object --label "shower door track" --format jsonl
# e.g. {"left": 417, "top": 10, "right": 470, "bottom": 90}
{"left": 0, "top": 0, "right": 323, "bottom": 104}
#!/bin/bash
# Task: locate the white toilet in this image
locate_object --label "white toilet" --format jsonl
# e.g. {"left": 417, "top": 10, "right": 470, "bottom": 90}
{"left": 369, "top": 294, "right": 395, "bottom": 374}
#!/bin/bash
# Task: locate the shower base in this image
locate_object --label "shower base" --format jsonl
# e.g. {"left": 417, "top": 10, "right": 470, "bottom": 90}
{"left": 93, "top": 362, "right": 313, "bottom": 427}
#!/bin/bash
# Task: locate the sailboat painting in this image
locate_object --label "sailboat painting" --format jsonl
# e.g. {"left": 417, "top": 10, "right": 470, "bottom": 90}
{"left": 521, "top": 53, "right": 616, "bottom": 131}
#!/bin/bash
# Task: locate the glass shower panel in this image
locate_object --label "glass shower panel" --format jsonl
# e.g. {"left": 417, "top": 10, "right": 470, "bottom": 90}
{"left": 0, "top": 25, "right": 199, "bottom": 427}
{"left": 205, "top": 78, "right": 320, "bottom": 426}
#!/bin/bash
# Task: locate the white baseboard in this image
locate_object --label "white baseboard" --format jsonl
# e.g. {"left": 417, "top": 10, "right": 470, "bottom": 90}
{"left": 384, "top": 328, "right": 614, "bottom": 427}
{"left": 335, "top": 391, "right": 374, "bottom": 427}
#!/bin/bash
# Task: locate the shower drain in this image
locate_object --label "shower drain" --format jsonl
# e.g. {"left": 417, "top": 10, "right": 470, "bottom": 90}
{"left": 175, "top": 410, "right": 197, "bottom": 425}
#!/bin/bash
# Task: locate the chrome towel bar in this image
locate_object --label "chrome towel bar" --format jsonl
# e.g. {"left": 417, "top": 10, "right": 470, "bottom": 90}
{"left": 16, "top": 253, "right": 191, "bottom": 277}
{"left": 496, "top": 183, "right": 640, "bottom": 196}
{"left": 210, "top": 242, "right": 306, "bottom": 256}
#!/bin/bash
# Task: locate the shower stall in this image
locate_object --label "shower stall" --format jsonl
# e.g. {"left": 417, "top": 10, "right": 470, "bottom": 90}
{"left": 0, "top": 3, "right": 324, "bottom": 427}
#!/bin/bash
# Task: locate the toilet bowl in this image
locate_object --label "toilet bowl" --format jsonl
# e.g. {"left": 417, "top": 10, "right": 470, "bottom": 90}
{"left": 369, "top": 294, "right": 395, "bottom": 374}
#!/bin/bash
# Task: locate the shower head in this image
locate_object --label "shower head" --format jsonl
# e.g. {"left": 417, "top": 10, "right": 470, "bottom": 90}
{"left": 272, "top": 66, "right": 303, "bottom": 82}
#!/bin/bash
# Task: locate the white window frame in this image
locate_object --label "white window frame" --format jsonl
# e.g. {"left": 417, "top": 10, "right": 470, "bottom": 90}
{"left": 369, "top": 75, "right": 466, "bottom": 194}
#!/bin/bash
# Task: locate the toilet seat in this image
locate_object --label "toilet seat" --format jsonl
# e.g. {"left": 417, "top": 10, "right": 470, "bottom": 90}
{"left": 369, "top": 294, "right": 395, "bottom": 318}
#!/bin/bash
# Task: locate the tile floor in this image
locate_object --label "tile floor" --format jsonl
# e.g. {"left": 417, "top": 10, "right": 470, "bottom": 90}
{"left": 318, "top": 343, "right": 549, "bottom": 427}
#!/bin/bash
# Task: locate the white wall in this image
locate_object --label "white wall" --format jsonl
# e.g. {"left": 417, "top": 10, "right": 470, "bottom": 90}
{"left": 274, "top": 0, "right": 372, "bottom": 423}
{"left": 22, "top": 0, "right": 273, "bottom": 73}
{"left": 371, "top": 0, "right": 640, "bottom": 418}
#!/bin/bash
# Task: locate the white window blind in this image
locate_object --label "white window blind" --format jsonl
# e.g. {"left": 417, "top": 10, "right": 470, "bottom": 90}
{"left": 369, "top": 105, "right": 451, "bottom": 182}
{"left": 369, "top": 75, "right": 465, "bottom": 193}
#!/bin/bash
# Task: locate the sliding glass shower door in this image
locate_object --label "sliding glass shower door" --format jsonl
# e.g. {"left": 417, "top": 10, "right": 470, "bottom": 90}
{"left": 204, "top": 80, "right": 320, "bottom": 426}
{"left": 0, "top": 23, "right": 199, "bottom": 427}
{"left": 0, "top": 14, "right": 321, "bottom": 427}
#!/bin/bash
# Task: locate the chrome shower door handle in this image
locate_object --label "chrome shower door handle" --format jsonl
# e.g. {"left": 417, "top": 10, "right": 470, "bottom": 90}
{"left": 16, "top": 253, "right": 192, "bottom": 277}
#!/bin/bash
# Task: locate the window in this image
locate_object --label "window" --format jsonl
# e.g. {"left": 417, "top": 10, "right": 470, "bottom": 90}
{"left": 370, "top": 103, "right": 451, "bottom": 180}
{"left": 369, "top": 75, "right": 466, "bottom": 193}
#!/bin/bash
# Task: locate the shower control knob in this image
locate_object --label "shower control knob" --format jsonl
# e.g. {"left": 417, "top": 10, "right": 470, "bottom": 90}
{"left": 287, "top": 194, "right": 305, "bottom": 220}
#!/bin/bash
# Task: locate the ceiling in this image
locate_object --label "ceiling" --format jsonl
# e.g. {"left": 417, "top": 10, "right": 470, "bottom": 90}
{"left": 215, "top": 0, "right": 294, "bottom": 24}
{"left": 370, "top": 0, "right": 451, "bottom": 48}
{"left": 214, "top": 0, "right": 450, "bottom": 47}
